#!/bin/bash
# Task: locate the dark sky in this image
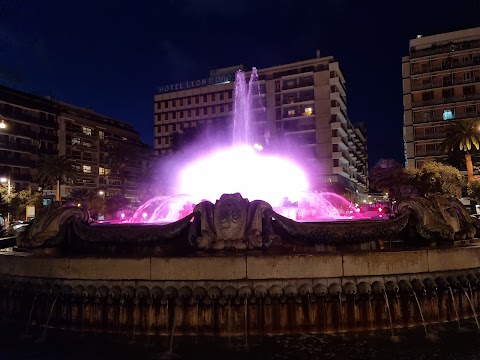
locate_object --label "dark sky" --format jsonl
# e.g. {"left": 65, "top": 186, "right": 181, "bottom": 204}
{"left": 1, "top": 0, "right": 479, "bottom": 168}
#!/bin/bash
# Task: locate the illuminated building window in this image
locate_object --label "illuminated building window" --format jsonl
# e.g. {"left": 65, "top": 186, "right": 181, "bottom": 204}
{"left": 99, "top": 167, "right": 105, "bottom": 175}
{"left": 82, "top": 127, "right": 92, "bottom": 136}
{"left": 72, "top": 137, "right": 81, "bottom": 145}
{"left": 83, "top": 165, "right": 92, "bottom": 174}
{"left": 99, "top": 130, "right": 104, "bottom": 140}
{"left": 304, "top": 107, "right": 313, "bottom": 116}
{"left": 105, "top": 168, "right": 111, "bottom": 175}
{"left": 443, "top": 109, "right": 455, "bottom": 120}
{"left": 288, "top": 109, "right": 296, "bottom": 117}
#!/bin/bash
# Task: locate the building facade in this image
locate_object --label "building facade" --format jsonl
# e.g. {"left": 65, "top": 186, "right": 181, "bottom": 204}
{"left": 403, "top": 27, "right": 480, "bottom": 169}
{"left": 154, "top": 55, "right": 368, "bottom": 195}
{"left": 0, "top": 85, "right": 152, "bottom": 200}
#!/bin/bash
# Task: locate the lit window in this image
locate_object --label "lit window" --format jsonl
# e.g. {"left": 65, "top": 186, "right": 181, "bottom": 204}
{"left": 443, "top": 109, "right": 455, "bottom": 120}
{"left": 82, "top": 127, "right": 92, "bottom": 136}
{"left": 72, "top": 137, "right": 81, "bottom": 145}
{"left": 83, "top": 165, "right": 92, "bottom": 174}
{"left": 304, "top": 107, "right": 313, "bottom": 116}
{"left": 288, "top": 109, "right": 296, "bottom": 117}
{"left": 99, "top": 131, "right": 105, "bottom": 140}
{"left": 82, "top": 140, "right": 92, "bottom": 147}
{"left": 105, "top": 168, "right": 111, "bottom": 175}
{"left": 99, "top": 167, "right": 105, "bottom": 175}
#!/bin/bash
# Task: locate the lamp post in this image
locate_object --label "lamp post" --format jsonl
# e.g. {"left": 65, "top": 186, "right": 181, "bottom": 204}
{"left": 0, "top": 177, "right": 11, "bottom": 229}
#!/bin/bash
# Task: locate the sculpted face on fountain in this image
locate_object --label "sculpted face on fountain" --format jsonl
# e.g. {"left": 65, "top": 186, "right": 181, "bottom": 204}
{"left": 214, "top": 194, "right": 247, "bottom": 240}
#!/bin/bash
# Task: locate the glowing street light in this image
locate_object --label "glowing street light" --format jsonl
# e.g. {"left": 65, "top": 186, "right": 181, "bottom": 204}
{"left": 98, "top": 190, "right": 105, "bottom": 196}
{"left": 0, "top": 115, "right": 6, "bottom": 129}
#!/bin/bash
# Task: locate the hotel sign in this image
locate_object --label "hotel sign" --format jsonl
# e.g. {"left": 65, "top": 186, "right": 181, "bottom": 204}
{"left": 157, "top": 73, "right": 236, "bottom": 94}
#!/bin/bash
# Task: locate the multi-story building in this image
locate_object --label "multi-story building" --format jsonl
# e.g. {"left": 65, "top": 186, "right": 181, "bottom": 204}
{"left": 403, "top": 27, "right": 480, "bottom": 169}
{"left": 154, "top": 55, "right": 368, "bottom": 195}
{"left": 0, "top": 85, "right": 152, "bottom": 200}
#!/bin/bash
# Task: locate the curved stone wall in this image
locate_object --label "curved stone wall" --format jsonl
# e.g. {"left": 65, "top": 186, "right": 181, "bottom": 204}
{"left": 1, "top": 246, "right": 480, "bottom": 336}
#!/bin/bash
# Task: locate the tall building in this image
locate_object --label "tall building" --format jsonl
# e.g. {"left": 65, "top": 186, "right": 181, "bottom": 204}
{"left": 154, "top": 55, "right": 368, "bottom": 196}
{"left": 0, "top": 85, "right": 153, "bottom": 200}
{"left": 403, "top": 27, "right": 480, "bottom": 169}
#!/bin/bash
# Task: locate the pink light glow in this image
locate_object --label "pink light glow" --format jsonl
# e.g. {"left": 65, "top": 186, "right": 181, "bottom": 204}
{"left": 179, "top": 145, "right": 309, "bottom": 206}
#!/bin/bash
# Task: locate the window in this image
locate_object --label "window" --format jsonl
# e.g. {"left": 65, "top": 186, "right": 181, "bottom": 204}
{"left": 288, "top": 109, "right": 296, "bottom": 117}
{"left": 72, "top": 137, "right": 81, "bottom": 145}
{"left": 203, "top": 94, "right": 207, "bottom": 102}
{"left": 179, "top": 98, "right": 183, "bottom": 106}
{"left": 203, "top": 108, "right": 208, "bottom": 115}
{"left": 172, "top": 100, "right": 176, "bottom": 107}
{"left": 165, "top": 112, "right": 169, "bottom": 121}
{"left": 98, "top": 130, "right": 104, "bottom": 140}
{"left": 275, "top": 95, "right": 281, "bottom": 106}
{"left": 220, "top": 105, "right": 224, "bottom": 113}
{"left": 187, "top": 97, "right": 192, "bottom": 105}
{"left": 195, "top": 96, "right": 199, "bottom": 104}
{"left": 180, "top": 111, "right": 184, "bottom": 118}
{"left": 304, "top": 107, "right": 313, "bottom": 116}
{"left": 228, "top": 90, "right": 233, "bottom": 99}
{"left": 276, "top": 109, "right": 281, "bottom": 120}
{"left": 228, "top": 104, "right": 233, "bottom": 112}
{"left": 443, "top": 109, "right": 455, "bottom": 120}
{"left": 105, "top": 168, "right": 111, "bottom": 175}
{"left": 99, "top": 166, "right": 105, "bottom": 175}
{"left": 220, "top": 93, "right": 224, "bottom": 100}
{"left": 466, "top": 105, "right": 476, "bottom": 115}
{"left": 188, "top": 109, "right": 192, "bottom": 117}
{"left": 83, "top": 165, "right": 92, "bottom": 174}
{"left": 464, "top": 85, "right": 475, "bottom": 96}
{"left": 164, "top": 100, "right": 169, "bottom": 109}
{"left": 212, "top": 106, "right": 216, "bottom": 114}
{"left": 82, "top": 127, "right": 92, "bottom": 136}
{"left": 82, "top": 140, "right": 92, "bottom": 147}
{"left": 195, "top": 108, "right": 199, "bottom": 116}
{"left": 288, "top": 96, "right": 295, "bottom": 104}
{"left": 275, "top": 81, "right": 280, "bottom": 91}
{"left": 172, "top": 112, "right": 176, "bottom": 120}
{"left": 442, "top": 88, "right": 454, "bottom": 99}
{"left": 422, "top": 91, "right": 433, "bottom": 101}
{"left": 211, "top": 93, "right": 216, "bottom": 101}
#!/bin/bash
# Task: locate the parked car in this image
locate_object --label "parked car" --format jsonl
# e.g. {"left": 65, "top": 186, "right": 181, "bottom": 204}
{"left": 7, "top": 221, "right": 32, "bottom": 236}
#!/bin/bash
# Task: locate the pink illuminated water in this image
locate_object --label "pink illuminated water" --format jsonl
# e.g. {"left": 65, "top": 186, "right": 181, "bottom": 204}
{"left": 130, "top": 68, "right": 359, "bottom": 223}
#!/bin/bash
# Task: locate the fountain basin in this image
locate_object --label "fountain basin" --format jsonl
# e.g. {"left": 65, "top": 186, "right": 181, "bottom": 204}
{"left": 1, "top": 246, "right": 480, "bottom": 336}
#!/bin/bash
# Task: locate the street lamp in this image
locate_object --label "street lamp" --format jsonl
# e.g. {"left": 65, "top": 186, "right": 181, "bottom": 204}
{"left": 0, "top": 114, "right": 6, "bottom": 129}
{"left": 0, "top": 177, "right": 11, "bottom": 229}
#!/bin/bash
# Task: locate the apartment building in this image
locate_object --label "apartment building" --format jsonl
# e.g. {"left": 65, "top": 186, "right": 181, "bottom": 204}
{"left": 0, "top": 85, "right": 152, "bottom": 200}
{"left": 403, "top": 27, "right": 480, "bottom": 169}
{"left": 154, "top": 55, "right": 368, "bottom": 195}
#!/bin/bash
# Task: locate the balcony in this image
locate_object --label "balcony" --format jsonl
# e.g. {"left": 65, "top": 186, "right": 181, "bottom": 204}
{"left": 411, "top": 57, "right": 480, "bottom": 75}
{"left": 415, "top": 149, "right": 443, "bottom": 157}
{"left": 282, "top": 79, "right": 314, "bottom": 91}
{"left": 412, "top": 76, "right": 480, "bottom": 91}
{"left": 410, "top": 40, "right": 480, "bottom": 59}
{"left": 413, "top": 111, "right": 479, "bottom": 124}
{"left": 412, "top": 93, "right": 480, "bottom": 107}
{"left": 9, "top": 126, "right": 37, "bottom": 139}
{"left": 38, "top": 133, "right": 58, "bottom": 142}
{"left": 0, "top": 141, "right": 36, "bottom": 153}
{"left": 0, "top": 157, "right": 35, "bottom": 167}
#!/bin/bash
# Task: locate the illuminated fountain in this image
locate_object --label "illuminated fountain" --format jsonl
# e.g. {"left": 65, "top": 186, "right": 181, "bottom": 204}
{"left": 131, "top": 68, "right": 355, "bottom": 224}
{"left": 1, "top": 68, "right": 480, "bottom": 343}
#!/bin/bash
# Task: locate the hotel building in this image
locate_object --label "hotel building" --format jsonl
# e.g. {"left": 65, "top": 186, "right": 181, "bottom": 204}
{"left": 154, "top": 55, "right": 368, "bottom": 195}
{"left": 0, "top": 85, "right": 152, "bottom": 199}
{"left": 403, "top": 27, "right": 480, "bottom": 169}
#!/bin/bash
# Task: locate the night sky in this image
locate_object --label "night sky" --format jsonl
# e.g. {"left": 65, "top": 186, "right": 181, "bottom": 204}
{"left": 1, "top": 0, "right": 479, "bottom": 168}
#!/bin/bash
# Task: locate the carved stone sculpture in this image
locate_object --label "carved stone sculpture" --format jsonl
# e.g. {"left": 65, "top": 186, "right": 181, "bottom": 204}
{"left": 188, "top": 193, "right": 273, "bottom": 250}
{"left": 395, "top": 194, "right": 478, "bottom": 241}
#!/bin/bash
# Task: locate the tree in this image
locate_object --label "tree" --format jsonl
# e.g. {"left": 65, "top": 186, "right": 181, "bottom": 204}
{"left": 369, "top": 159, "right": 413, "bottom": 203}
{"left": 36, "top": 155, "right": 80, "bottom": 201}
{"left": 441, "top": 119, "right": 480, "bottom": 182}
{"left": 107, "top": 140, "right": 140, "bottom": 195}
{"left": 105, "top": 194, "right": 132, "bottom": 218}
{"left": 407, "top": 161, "right": 462, "bottom": 197}
{"left": 467, "top": 178, "right": 480, "bottom": 201}
{"left": 9, "top": 190, "right": 42, "bottom": 220}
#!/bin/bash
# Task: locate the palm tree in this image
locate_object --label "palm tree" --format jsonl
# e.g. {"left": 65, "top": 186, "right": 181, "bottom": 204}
{"left": 441, "top": 119, "right": 480, "bottom": 182}
{"left": 107, "top": 141, "right": 140, "bottom": 195}
{"left": 36, "top": 155, "right": 80, "bottom": 201}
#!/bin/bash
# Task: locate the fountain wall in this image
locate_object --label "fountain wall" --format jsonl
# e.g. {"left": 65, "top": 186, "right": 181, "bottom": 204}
{"left": 1, "top": 246, "right": 480, "bottom": 336}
